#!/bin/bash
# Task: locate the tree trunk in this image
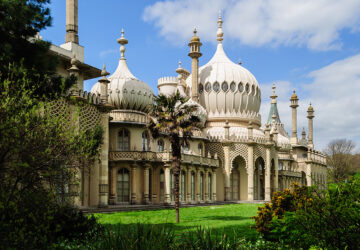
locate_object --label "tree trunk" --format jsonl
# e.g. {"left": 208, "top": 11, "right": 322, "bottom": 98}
{"left": 171, "top": 137, "right": 181, "bottom": 223}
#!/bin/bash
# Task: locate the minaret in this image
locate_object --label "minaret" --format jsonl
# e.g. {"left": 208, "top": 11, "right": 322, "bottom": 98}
{"left": 98, "top": 64, "right": 110, "bottom": 104}
{"left": 307, "top": 103, "right": 315, "bottom": 149}
{"left": 188, "top": 28, "right": 202, "bottom": 101}
{"left": 267, "top": 83, "right": 281, "bottom": 124}
{"left": 290, "top": 90, "right": 299, "bottom": 145}
{"left": 65, "top": 0, "right": 79, "bottom": 44}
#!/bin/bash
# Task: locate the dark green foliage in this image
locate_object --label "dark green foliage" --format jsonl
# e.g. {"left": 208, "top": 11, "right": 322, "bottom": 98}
{"left": 253, "top": 180, "right": 360, "bottom": 249}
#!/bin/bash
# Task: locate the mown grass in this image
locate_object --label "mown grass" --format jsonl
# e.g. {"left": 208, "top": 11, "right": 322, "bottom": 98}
{"left": 94, "top": 204, "right": 260, "bottom": 240}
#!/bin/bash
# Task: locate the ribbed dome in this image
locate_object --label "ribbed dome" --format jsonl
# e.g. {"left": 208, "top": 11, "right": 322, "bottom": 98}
{"left": 91, "top": 30, "right": 153, "bottom": 113}
{"left": 186, "top": 43, "right": 261, "bottom": 124}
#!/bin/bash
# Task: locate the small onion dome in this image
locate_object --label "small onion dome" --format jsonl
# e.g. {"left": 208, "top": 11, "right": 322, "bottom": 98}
{"left": 190, "top": 28, "right": 200, "bottom": 43}
{"left": 291, "top": 89, "right": 298, "bottom": 100}
{"left": 91, "top": 29, "right": 153, "bottom": 112}
{"left": 308, "top": 103, "right": 314, "bottom": 112}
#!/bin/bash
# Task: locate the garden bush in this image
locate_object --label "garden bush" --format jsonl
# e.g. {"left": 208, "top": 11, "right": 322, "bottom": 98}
{"left": 253, "top": 180, "right": 360, "bottom": 249}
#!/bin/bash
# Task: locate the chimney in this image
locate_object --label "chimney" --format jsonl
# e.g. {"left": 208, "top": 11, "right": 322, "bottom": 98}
{"left": 66, "top": 0, "right": 79, "bottom": 44}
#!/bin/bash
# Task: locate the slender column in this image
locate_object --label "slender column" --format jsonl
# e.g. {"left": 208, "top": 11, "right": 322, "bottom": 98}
{"left": 247, "top": 145, "right": 254, "bottom": 201}
{"left": 307, "top": 104, "right": 315, "bottom": 149}
{"left": 212, "top": 171, "right": 217, "bottom": 202}
{"left": 224, "top": 145, "right": 231, "bottom": 200}
{"left": 144, "top": 167, "right": 150, "bottom": 204}
{"left": 196, "top": 169, "right": 200, "bottom": 202}
{"left": 265, "top": 147, "right": 271, "bottom": 201}
{"left": 274, "top": 153, "right": 279, "bottom": 192}
{"left": 164, "top": 166, "right": 171, "bottom": 204}
{"left": 204, "top": 170, "right": 209, "bottom": 202}
{"left": 188, "top": 29, "right": 202, "bottom": 102}
{"left": 109, "top": 167, "right": 116, "bottom": 204}
{"left": 131, "top": 166, "right": 137, "bottom": 204}
{"left": 306, "top": 163, "right": 312, "bottom": 186}
{"left": 65, "top": 0, "right": 79, "bottom": 43}
{"left": 186, "top": 168, "right": 191, "bottom": 203}
{"left": 98, "top": 112, "right": 109, "bottom": 206}
{"left": 151, "top": 167, "right": 157, "bottom": 203}
{"left": 290, "top": 90, "right": 299, "bottom": 145}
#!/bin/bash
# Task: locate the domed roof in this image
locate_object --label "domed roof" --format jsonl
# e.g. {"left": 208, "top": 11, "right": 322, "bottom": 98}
{"left": 186, "top": 14, "right": 261, "bottom": 125}
{"left": 91, "top": 30, "right": 153, "bottom": 112}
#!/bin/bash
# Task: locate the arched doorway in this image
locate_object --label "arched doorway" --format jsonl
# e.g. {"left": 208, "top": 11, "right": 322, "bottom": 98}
{"left": 301, "top": 171, "right": 307, "bottom": 187}
{"left": 231, "top": 156, "right": 247, "bottom": 200}
{"left": 254, "top": 157, "right": 265, "bottom": 200}
{"left": 117, "top": 168, "right": 130, "bottom": 203}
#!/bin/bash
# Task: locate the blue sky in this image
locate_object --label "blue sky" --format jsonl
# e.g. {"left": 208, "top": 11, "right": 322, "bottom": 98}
{"left": 41, "top": 0, "right": 360, "bottom": 151}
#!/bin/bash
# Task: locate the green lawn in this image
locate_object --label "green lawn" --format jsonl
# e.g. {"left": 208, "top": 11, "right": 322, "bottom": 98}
{"left": 94, "top": 204, "right": 260, "bottom": 240}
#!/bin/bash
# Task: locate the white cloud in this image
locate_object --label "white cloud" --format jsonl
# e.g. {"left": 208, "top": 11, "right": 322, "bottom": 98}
{"left": 260, "top": 54, "right": 360, "bottom": 150}
{"left": 143, "top": 0, "right": 360, "bottom": 50}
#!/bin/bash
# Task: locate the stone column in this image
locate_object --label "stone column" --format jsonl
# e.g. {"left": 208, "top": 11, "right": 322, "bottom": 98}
{"left": 188, "top": 29, "right": 202, "bottom": 102}
{"left": 151, "top": 167, "right": 157, "bottom": 203}
{"left": 307, "top": 104, "right": 315, "bottom": 149}
{"left": 144, "top": 166, "right": 150, "bottom": 204}
{"left": 196, "top": 169, "right": 200, "bottom": 202}
{"left": 131, "top": 165, "right": 137, "bottom": 204}
{"left": 224, "top": 145, "right": 231, "bottom": 200}
{"left": 290, "top": 90, "right": 299, "bottom": 145}
{"left": 274, "top": 153, "right": 279, "bottom": 192}
{"left": 99, "top": 113, "right": 109, "bottom": 207}
{"left": 164, "top": 166, "right": 171, "bottom": 204}
{"left": 212, "top": 170, "right": 217, "bottom": 202}
{"left": 247, "top": 144, "right": 254, "bottom": 201}
{"left": 109, "top": 167, "right": 116, "bottom": 204}
{"left": 186, "top": 168, "right": 191, "bottom": 203}
{"left": 265, "top": 147, "right": 271, "bottom": 201}
{"left": 204, "top": 170, "right": 209, "bottom": 202}
{"left": 306, "top": 163, "right": 312, "bottom": 187}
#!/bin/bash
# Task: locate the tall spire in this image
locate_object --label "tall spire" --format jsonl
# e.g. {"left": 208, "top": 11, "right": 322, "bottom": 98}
{"left": 267, "top": 83, "right": 281, "bottom": 124}
{"left": 217, "top": 10, "right": 224, "bottom": 43}
{"left": 117, "top": 28, "right": 128, "bottom": 59}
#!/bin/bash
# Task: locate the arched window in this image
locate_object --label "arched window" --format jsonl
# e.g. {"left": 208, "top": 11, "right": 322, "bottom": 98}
{"left": 198, "top": 143, "right": 203, "bottom": 156}
{"left": 278, "top": 162, "right": 283, "bottom": 171}
{"left": 238, "top": 82, "right": 244, "bottom": 92}
{"left": 181, "top": 171, "right": 186, "bottom": 202}
{"left": 191, "top": 171, "right": 195, "bottom": 201}
{"left": 200, "top": 172, "right": 204, "bottom": 201}
{"left": 118, "top": 128, "right": 130, "bottom": 151}
{"left": 117, "top": 168, "right": 130, "bottom": 202}
{"left": 182, "top": 141, "right": 189, "bottom": 153}
{"left": 142, "top": 131, "right": 149, "bottom": 151}
{"left": 245, "top": 83, "right": 250, "bottom": 93}
{"left": 208, "top": 173, "right": 212, "bottom": 201}
{"left": 198, "top": 83, "right": 204, "bottom": 94}
{"left": 157, "top": 139, "right": 164, "bottom": 152}
{"left": 205, "top": 82, "right": 211, "bottom": 92}
{"left": 221, "top": 82, "right": 228, "bottom": 92}
{"left": 213, "top": 82, "right": 220, "bottom": 92}
{"left": 230, "top": 82, "right": 236, "bottom": 92}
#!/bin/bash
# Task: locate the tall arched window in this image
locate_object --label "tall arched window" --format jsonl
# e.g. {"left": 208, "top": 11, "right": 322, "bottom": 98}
{"left": 200, "top": 172, "right": 204, "bottom": 201}
{"left": 208, "top": 173, "right": 212, "bottom": 201}
{"left": 181, "top": 171, "right": 186, "bottom": 202}
{"left": 191, "top": 171, "right": 195, "bottom": 201}
{"left": 157, "top": 139, "right": 164, "bottom": 152}
{"left": 117, "top": 168, "right": 130, "bottom": 202}
{"left": 182, "top": 141, "right": 189, "bottom": 153}
{"left": 198, "top": 143, "right": 203, "bottom": 156}
{"left": 142, "top": 131, "right": 149, "bottom": 151}
{"left": 118, "top": 128, "right": 130, "bottom": 151}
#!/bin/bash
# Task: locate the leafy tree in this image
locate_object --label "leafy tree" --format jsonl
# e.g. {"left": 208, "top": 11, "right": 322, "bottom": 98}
{"left": 147, "top": 92, "right": 203, "bottom": 223}
{"left": 325, "top": 139, "right": 357, "bottom": 183}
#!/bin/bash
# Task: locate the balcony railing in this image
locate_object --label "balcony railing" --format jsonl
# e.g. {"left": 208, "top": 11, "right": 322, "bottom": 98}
{"left": 109, "top": 151, "right": 218, "bottom": 167}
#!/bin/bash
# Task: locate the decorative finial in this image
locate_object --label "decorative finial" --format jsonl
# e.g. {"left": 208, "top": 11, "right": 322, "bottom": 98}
{"left": 270, "top": 83, "right": 277, "bottom": 103}
{"left": 238, "top": 59, "right": 242, "bottom": 65}
{"left": 193, "top": 27, "right": 197, "bottom": 35}
{"left": 178, "top": 60, "right": 182, "bottom": 68}
{"left": 101, "top": 63, "right": 110, "bottom": 77}
{"left": 69, "top": 53, "right": 79, "bottom": 71}
{"left": 217, "top": 10, "right": 224, "bottom": 43}
{"left": 117, "top": 28, "right": 128, "bottom": 59}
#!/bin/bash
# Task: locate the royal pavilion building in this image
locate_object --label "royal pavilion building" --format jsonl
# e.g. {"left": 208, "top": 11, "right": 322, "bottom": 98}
{"left": 49, "top": 0, "right": 327, "bottom": 208}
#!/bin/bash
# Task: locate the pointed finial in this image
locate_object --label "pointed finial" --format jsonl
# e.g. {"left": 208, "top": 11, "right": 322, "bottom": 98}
{"left": 270, "top": 83, "right": 277, "bottom": 103}
{"left": 238, "top": 59, "right": 242, "bottom": 65}
{"left": 217, "top": 10, "right": 224, "bottom": 43}
{"left": 193, "top": 27, "right": 197, "bottom": 35}
{"left": 117, "top": 28, "right": 128, "bottom": 59}
{"left": 101, "top": 63, "right": 110, "bottom": 77}
{"left": 178, "top": 60, "right": 182, "bottom": 68}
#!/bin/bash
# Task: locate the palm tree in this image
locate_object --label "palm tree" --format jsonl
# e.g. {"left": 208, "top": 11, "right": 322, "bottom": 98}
{"left": 147, "top": 91, "right": 204, "bottom": 223}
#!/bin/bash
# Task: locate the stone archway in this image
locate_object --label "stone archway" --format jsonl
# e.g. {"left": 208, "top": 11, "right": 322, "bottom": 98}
{"left": 254, "top": 157, "right": 265, "bottom": 200}
{"left": 231, "top": 156, "right": 247, "bottom": 201}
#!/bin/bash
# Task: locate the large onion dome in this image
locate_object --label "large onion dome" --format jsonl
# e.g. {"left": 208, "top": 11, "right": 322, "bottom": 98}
{"left": 91, "top": 29, "right": 153, "bottom": 112}
{"left": 186, "top": 14, "right": 261, "bottom": 125}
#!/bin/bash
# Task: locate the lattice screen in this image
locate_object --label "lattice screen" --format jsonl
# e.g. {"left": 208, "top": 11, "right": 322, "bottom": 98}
{"left": 79, "top": 103, "right": 101, "bottom": 131}
{"left": 229, "top": 143, "right": 248, "bottom": 166}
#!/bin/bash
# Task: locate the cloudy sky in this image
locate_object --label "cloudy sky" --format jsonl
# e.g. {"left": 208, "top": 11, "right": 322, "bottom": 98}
{"left": 41, "top": 0, "right": 360, "bottom": 151}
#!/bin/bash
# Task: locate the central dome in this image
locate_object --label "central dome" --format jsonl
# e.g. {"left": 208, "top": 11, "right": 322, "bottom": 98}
{"left": 186, "top": 43, "right": 261, "bottom": 125}
{"left": 186, "top": 15, "right": 261, "bottom": 126}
